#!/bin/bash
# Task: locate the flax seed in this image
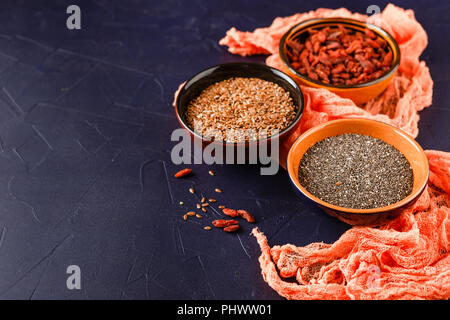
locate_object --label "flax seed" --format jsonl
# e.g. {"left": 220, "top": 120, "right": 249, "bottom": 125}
{"left": 196, "top": 214, "right": 203, "bottom": 219}
{"left": 219, "top": 205, "right": 225, "bottom": 209}
{"left": 185, "top": 77, "right": 297, "bottom": 143}
{"left": 196, "top": 203, "right": 201, "bottom": 209}
{"left": 201, "top": 197, "right": 206, "bottom": 203}
{"left": 189, "top": 187, "right": 195, "bottom": 194}
{"left": 202, "top": 203, "right": 209, "bottom": 207}
{"left": 204, "top": 226, "right": 212, "bottom": 230}
{"left": 215, "top": 188, "right": 222, "bottom": 193}
{"left": 183, "top": 214, "right": 188, "bottom": 221}
{"left": 187, "top": 211, "right": 195, "bottom": 216}
{"left": 209, "top": 199, "right": 216, "bottom": 202}
{"left": 208, "top": 170, "right": 215, "bottom": 176}
{"left": 201, "top": 207, "right": 207, "bottom": 213}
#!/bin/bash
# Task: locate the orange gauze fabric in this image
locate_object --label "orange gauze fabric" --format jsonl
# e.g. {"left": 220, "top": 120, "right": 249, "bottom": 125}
{"left": 219, "top": 4, "right": 433, "bottom": 159}
{"left": 252, "top": 150, "right": 450, "bottom": 300}
{"left": 217, "top": 4, "right": 450, "bottom": 299}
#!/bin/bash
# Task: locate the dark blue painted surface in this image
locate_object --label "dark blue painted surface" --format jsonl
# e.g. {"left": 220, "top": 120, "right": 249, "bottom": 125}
{"left": 0, "top": 0, "right": 447, "bottom": 299}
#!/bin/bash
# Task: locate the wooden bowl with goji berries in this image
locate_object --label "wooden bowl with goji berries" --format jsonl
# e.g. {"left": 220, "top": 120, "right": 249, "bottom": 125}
{"left": 279, "top": 18, "right": 400, "bottom": 105}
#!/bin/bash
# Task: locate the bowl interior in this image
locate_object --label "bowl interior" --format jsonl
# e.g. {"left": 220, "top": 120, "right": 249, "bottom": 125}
{"left": 287, "top": 119, "right": 429, "bottom": 214}
{"left": 279, "top": 18, "right": 401, "bottom": 89}
{"left": 175, "top": 63, "right": 304, "bottom": 143}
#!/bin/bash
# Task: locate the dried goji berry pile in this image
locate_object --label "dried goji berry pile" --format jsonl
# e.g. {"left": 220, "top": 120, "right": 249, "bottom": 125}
{"left": 286, "top": 26, "right": 393, "bottom": 85}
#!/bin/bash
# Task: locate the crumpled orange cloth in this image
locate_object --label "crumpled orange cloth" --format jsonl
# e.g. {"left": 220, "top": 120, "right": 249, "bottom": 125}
{"left": 218, "top": 4, "right": 450, "bottom": 299}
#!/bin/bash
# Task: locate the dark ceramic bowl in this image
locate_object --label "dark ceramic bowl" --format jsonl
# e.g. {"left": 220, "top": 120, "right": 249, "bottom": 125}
{"left": 287, "top": 119, "right": 429, "bottom": 226}
{"left": 174, "top": 63, "right": 304, "bottom": 151}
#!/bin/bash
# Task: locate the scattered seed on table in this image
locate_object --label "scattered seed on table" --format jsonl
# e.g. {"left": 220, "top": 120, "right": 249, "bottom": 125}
{"left": 196, "top": 214, "right": 203, "bottom": 219}
{"left": 202, "top": 203, "right": 209, "bottom": 207}
{"left": 183, "top": 214, "right": 188, "bottom": 221}
{"left": 204, "top": 226, "right": 212, "bottom": 230}
{"left": 189, "top": 187, "right": 195, "bottom": 194}
{"left": 215, "top": 188, "right": 222, "bottom": 193}
{"left": 209, "top": 199, "right": 216, "bottom": 202}
{"left": 201, "top": 197, "right": 205, "bottom": 203}
{"left": 187, "top": 211, "right": 195, "bottom": 216}
{"left": 196, "top": 204, "right": 201, "bottom": 209}
{"left": 208, "top": 170, "right": 215, "bottom": 176}
{"left": 201, "top": 207, "right": 207, "bottom": 213}
{"left": 218, "top": 205, "right": 225, "bottom": 209}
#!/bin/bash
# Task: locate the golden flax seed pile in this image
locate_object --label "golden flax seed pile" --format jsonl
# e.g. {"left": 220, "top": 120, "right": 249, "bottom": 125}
{"left": 185, "top": 77, "right": 297, "bottom": 142}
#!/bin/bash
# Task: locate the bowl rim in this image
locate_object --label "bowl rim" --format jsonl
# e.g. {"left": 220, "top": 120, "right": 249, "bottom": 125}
{"left": 287, "top": 118, "right": 429, "bottom": 214}
{"left": 175, "top": 62, "right": 304, "bottom": 146}
{"left": 279, "top": 17, "right": 401, "bottom": 89}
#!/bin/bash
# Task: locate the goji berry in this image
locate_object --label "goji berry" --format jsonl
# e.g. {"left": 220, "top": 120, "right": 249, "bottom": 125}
{"left": 223, "top": 224, "right": 240, "bottom": 232}
{"left": 174, "top": 168, "right": 192, "bottom": 178}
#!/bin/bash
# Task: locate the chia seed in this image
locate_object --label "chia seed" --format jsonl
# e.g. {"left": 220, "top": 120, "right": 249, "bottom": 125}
{"left": 298, "top": 134, "right": 414, "bottom": 209}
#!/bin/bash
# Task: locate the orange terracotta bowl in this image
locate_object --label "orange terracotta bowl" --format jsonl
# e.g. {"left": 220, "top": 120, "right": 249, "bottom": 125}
{"left": 279, "top": 18, "right": 401, "bottom": 105}
{"left": 287, "top": 119, "right": 429, "bottom": 226}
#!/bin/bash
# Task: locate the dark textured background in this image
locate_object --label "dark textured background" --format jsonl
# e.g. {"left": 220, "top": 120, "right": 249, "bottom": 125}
{"left": 0, "top": 0, "right": 447, "bottom": 299}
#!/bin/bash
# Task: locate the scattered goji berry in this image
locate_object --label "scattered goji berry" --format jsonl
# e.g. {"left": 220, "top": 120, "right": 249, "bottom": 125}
{"left": 174, "top": 168, "right": 192, "bottom": 178}
{"left": 222, "top": 208, "right": 239, "bottom": 217}
{"left": 223, "top": 224, "right": 240, "bottom": 232}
